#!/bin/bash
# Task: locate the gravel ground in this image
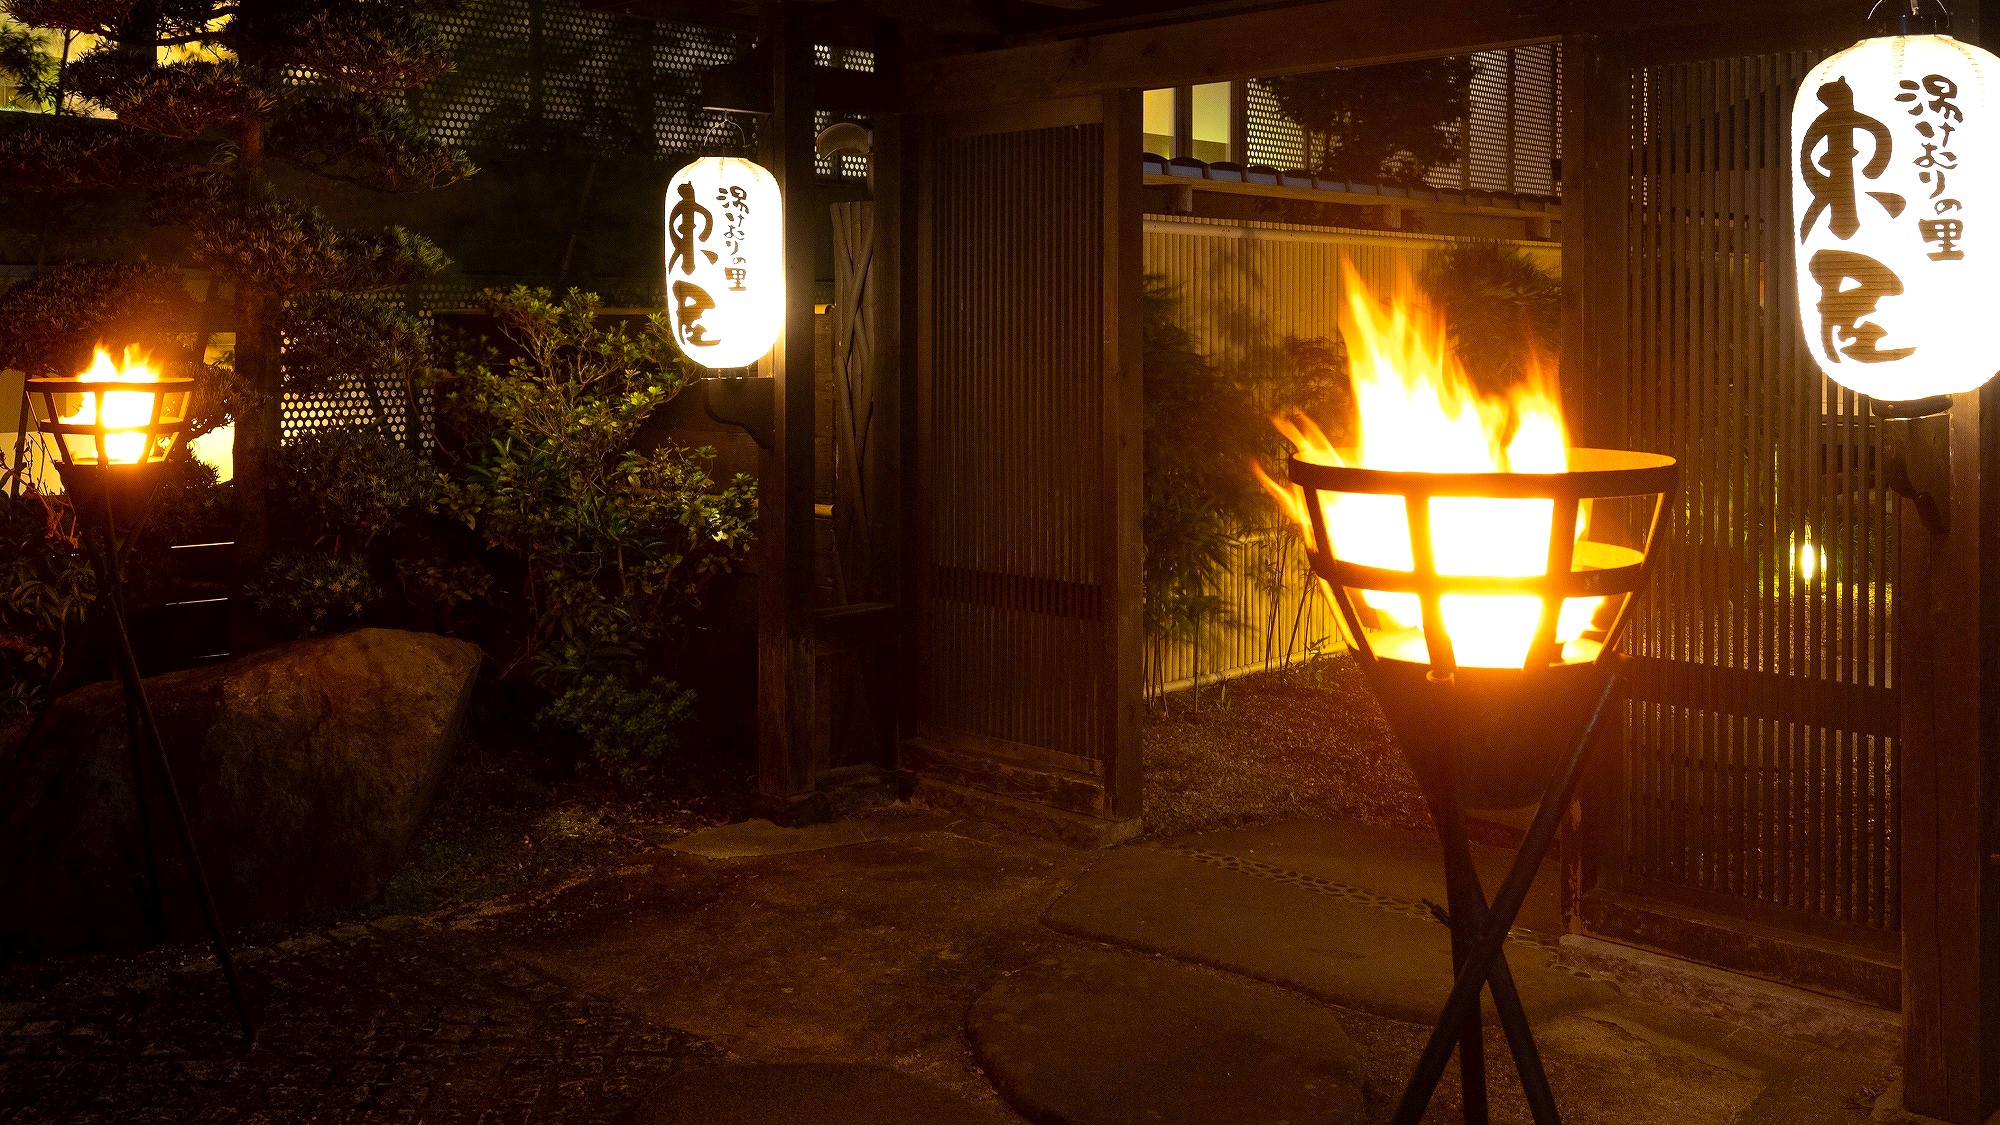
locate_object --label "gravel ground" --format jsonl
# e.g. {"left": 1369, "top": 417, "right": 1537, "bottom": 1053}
{"left": 0, "top": 916, "right": 721, "bottom": 1124}
{"left": 1140, "top": 655, "right": 1432, "bottom": 841}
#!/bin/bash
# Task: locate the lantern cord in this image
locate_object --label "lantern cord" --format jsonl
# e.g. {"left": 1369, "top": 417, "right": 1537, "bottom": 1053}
{"left": 697, "top": 110, "right": 755, "bottom": 159}
{"left": 1864, "top": 0, "right": 1947, "bottom": 25}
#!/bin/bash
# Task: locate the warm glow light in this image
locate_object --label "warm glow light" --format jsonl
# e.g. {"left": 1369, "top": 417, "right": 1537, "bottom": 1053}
{"left": 1257, "top": 267, "right": 1624, "bottom": 668}
{"left": 59, "top": 346, "right": 168, "bottom": 465}
{"left": 1792, "top": 32, "right": 2000, "bottom": 400}
{"left": 664, "top": 156, "right": 784, "bottom": 369}
{"left": 1794, "top": 531, "right": 1825, "bottom": 583}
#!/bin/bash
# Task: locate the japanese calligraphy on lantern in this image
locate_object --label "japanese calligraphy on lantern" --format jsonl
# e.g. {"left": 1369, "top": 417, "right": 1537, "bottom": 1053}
{"left": 664, "top": 156, "right": 784, "bottom": 369}
{"left": 1793, "top": 33, "right": 2000, "bottom": 401}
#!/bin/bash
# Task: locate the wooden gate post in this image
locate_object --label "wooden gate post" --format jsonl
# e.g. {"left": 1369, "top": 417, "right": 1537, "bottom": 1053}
{"left": 1894, "top": 390, "right": 2000, "bottom": 1123}
{"left": 755, "top": 0, "right": 821, "bottom": 812}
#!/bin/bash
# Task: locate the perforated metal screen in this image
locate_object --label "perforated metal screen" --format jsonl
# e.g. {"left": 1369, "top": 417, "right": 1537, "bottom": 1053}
{"left": 285, "top": 0, "right": 868, "bottom": 441}
{"left": 408, "top": 0, "right": 752, "bottom": 157}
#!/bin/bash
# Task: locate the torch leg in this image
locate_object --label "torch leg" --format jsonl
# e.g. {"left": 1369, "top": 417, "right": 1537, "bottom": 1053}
{"left": 119, "top": 644, "right": 167, "bottom": 944}
{"left": 89, "top": 525, "right": 256, "bottom": 1045}
{"left": 1443, "top": 847, "right": 1490, "bottom": 1125}
{"left": 1390, "top": 675, "right": 1618, "bottom": 1125}
{"left": 1432, "top": 793, "right": 1561, "bottom": 1125}
{"left": 1423, "top": 748, "right": 1490, "bottom": 1125}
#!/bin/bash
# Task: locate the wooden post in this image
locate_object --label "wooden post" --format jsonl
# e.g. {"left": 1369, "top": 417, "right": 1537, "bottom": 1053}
{"left": 1901, "top": 12, "right": 2000, "bottom": 1117}
{"left": 1557, "top": 33, "right": 1630, "bottom": 930}
{"left": 1102, "top": 88, "right": 1145, "bottom": 820}
{"left": 1895, "top": 390, "right": 2000, "bottom": 1123}
{"left": 756, "top": 0, "right": 819, "bottom": 812}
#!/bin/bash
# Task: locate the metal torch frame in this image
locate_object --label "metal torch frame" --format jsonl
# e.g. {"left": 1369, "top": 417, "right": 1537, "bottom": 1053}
{"left": 16, "top": 375, "right": 255, "bottom": 1044}
{"left": 1287, "top": 448, "right": 1677, "bottom": 1125}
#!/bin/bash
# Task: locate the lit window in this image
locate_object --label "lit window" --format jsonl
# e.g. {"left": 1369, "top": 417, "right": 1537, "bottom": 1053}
{"left": 1192, "top": 82, "right": 1231, "bottom": 162}
{"left": 1142, "top": 88, "right": 1177, "bottom": 158}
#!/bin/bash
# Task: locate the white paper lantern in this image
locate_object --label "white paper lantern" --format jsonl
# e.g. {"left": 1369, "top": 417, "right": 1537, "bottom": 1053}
{"left": 664, "top": 156, "right": 784, "bottom": 369}
{"left": 1793, "top": 30, "right": 2000, "bottom": 401}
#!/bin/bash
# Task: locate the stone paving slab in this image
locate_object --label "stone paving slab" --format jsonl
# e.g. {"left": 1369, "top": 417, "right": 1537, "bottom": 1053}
{"left": 969, "top": 942, "right": 1365, "bottom": 1125}
{"left": 1043, "top": 843, "right": 1615, "bottom": 1026}
{"left": 617, "top": 1062, "right": 1021, "bottom": 1124}
{"left": 1172, "top": 817, "right": 1565, "bottom": 933}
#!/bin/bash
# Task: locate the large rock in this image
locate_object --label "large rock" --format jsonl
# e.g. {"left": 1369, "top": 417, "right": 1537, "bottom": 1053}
{"left": 0, "top": 628, "right": 480, "bottom": 951}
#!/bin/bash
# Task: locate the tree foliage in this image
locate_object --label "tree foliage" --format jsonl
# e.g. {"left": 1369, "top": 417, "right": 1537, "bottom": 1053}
{"left": 0, "top": 0, "right": 473, "bottom": 640}
{"left": 248, "top": 288, "right": 758, "bottom": 772}
{"left": 1264, "top": 57, "right": 1475, "bottom": 187}
{"left": 1142, "top": 277, "right": 1350, "bottom": 653}
{"left": 1417, "top": 243, "right": 1561, "bottom": 396}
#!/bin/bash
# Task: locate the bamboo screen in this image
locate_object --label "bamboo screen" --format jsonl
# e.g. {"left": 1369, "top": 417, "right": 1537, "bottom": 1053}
{"left": 922, "top": 123, "right": 1111, "bottom": 765}
{"left": 1620, "top": 52, "right": 1899, "bottom": 941}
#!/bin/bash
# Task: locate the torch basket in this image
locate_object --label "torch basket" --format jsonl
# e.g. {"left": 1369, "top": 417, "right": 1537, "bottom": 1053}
{"left": 1286, "top": 448, "right": 1677, "bottom": 808}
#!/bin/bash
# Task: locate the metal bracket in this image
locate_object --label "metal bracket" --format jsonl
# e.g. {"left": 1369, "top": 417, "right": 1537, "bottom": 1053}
{"left": 1876, "top": 396, "right": 1951, "bottom": 536}
{"left": 703, "top": 376, "right": 776, "bottom": 450}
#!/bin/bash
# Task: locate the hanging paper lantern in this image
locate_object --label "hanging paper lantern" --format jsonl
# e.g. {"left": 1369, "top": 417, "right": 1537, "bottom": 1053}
{"left": 664, "top": 156, "right": 784, "bottom": 369}
{"left": 1792, "top": 24, "right": 2000, "bottom": 401}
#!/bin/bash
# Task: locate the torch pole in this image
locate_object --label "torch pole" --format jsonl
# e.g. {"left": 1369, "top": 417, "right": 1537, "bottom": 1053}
{"left": 1391, "top": 673, "right": 1620, "bottom": 1125}
{"left": 88, "top": 484, "right": 255, "bottom": 1045}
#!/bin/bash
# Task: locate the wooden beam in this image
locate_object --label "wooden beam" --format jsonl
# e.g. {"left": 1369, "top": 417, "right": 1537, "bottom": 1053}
{"left": 1142, "top": 173, "right": 1560, "bottom": 219}
{"left": 903, "top": 0, "right": 1868, "bottom": 114}
{"left": 756, "top": 0, "right": 823, "bottom": 810}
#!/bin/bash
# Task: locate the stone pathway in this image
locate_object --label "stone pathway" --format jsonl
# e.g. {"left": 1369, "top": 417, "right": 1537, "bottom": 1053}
{"left": 0, "top": 917, "right": 718, "bottom": 1124}
{"left": 0, "top": 808, "right": 1903, "bottom": 1125}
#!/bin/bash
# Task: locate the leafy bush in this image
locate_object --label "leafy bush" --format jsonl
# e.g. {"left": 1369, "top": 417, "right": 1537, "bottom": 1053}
{"left": 246, "top": 552, "right": 381, "bottom": 638}
{"left": 1418, "top": 243, "right": 1561, "bottom": 395}
{"left": 431, "top": 287, "right": 757, "bottom": 763}
{"left": 0, "top": 490, "right": 93, "bottom": 720}
{"left": 251, "top": 286, "right": 756, "bottom": 770}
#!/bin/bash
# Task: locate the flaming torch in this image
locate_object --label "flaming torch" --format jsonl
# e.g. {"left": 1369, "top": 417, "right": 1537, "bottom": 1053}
{"left": 1262, "top": 269, "right": 1675, "bottom": 1125}
{"left": 23, "top": 346, "right": 253, "bottom": 1043}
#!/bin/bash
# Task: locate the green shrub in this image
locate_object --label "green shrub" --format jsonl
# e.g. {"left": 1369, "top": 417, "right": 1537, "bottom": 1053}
{"left": 0, "top": 491, "right": 94, "bottom": 720}
{"left": 246, "top": 552, "right": 382, "bottom": 638}
{"left": 431, "top": 287, "right": 757, "bottom": 766}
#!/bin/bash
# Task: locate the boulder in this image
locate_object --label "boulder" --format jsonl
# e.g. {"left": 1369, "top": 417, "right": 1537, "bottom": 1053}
{"left": 0, "top": 628, "right": 480, "bottom": 951}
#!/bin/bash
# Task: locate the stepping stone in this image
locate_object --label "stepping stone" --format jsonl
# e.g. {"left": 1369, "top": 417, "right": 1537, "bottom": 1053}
{"left": 618, "top": 1062, "right": 1019, "bottom": 1124}
{"left": 1045, "top": 844, "right": 1614, "bottom": 1026}
{"left": 969, "top": 943, "right": 1365, "bottom": 1125}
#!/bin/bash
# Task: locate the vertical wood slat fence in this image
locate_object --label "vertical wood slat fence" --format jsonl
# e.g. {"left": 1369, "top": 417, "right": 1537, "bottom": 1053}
{"left": 1138, "top": 217, "right": 1560, "bottom": 696}
{"left": 1605, "top": 51, "right": 1900, "bottom": 966}
{"left": 920, "top": 119, "right": 1111, "bottom": 769}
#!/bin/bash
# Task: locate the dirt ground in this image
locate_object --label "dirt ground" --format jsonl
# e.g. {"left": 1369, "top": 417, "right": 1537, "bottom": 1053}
{"left": 1141, "top": 655, "right": 1431, "bottom": 840}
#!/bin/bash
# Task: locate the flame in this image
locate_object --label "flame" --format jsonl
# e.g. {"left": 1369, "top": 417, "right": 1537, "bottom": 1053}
{"left": 61, "top": 345, "right": 164, "bottom": 465}
{"left": 1257, "top": 266, "right": 1600, "bottom": 668}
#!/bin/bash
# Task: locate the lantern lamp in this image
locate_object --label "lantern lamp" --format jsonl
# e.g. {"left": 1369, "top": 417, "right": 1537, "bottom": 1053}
{"left": 1792, "top": 1, "right": 2000, "bottom": 404}
{"left": 664, "top": 156, "right": 785, "bottom": 370}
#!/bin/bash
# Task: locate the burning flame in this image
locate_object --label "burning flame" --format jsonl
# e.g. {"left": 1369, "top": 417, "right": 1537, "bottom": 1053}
{"left": 1258, "top": 267, "right": 1599, "bottom": 668}
{"left": 62, "top": 345, "right": 164, "bottom": 465}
